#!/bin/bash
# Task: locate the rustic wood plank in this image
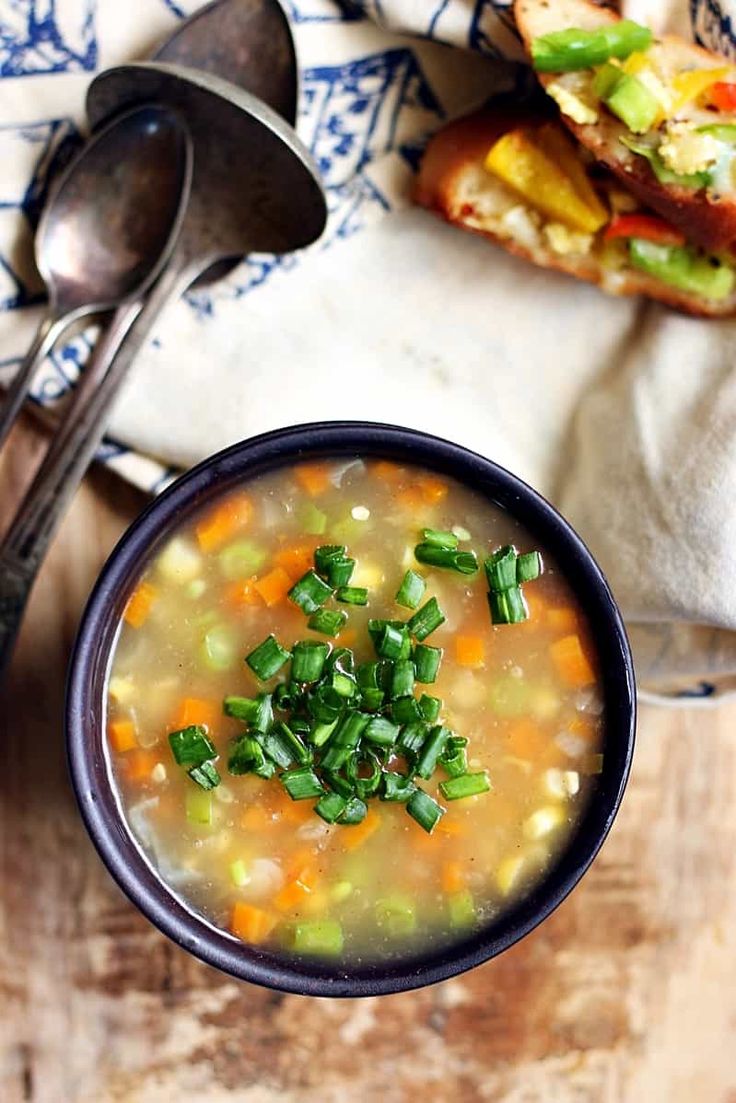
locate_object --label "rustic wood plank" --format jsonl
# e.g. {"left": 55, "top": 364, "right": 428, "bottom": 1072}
{"left": 1, "top": 416, "right": 735, "bottom": 1103}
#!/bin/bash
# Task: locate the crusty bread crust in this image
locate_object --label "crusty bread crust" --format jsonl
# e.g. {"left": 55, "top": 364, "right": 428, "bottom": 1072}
{"left": 414, "top": 108, "right": 736, "bottom": 316}
{"left": 514, "top": 0, "right": 736, "bottom": 252}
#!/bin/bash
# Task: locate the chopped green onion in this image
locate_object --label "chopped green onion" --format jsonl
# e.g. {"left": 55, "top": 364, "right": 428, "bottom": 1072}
{"left": 414, "top": 543, "right": 479, "bottom": 575}
{"left": 307, "top": 608, "right": 348, "bottom": 637}
{"left": 356, "top": 660, "right": 381, "bottom": 689}
{"left": 488, "top": 587, "right": 528, "bottom": 625}
{"left": 391, "top": 696, "right": 422, "bottom": 725}
{"left": 439, "top": 771, "right": 491, "bottom": 801}
{"left": 315, "top": 790, "right": 348, "bottom": 823}
{"left": 390, "top": 658, "right": 415, "bottom": 699}
{"left": 323, "top": 770, "right": 354, "bottom": 798}
{"left": 440, "top": 735, "right": 468, "bottom": 779}
{"left": 327, "top": 557, "right": 356, "bottom": 588}
{"left": 293, "top": 918, "right": 343, "bottom": 955}
{"left": 320, "top": 711, "right": 370, "bottom": 771}
{"left": 395, "top": 568, "right": 426, "bottom": 610}
{"left": 339, "top": 795, "right": 368, "bottom": 824}
{"left": 290, "top": 716, "right": 310, "bottom": 736}
{"left": 413, "top": 644, "right": 442, "bottom": 684}
{"left": 218, "top": 539, "right": 267, "bottom": 580}
{"left": 309, "top": 718, "right": 339, "bottom": 748}
{"left": 375, "top": 622, "right": 410, "bottom": 659}
{"left": 228, "top": 734, "right": 274, "bottom": 778}
{"left": 415, "top": 725, "right": 451, "bottom": 779}
{"left": 186, "top": 788, "right": 213, "bottom": 826}
{"left": 328, "top": 670, "right": 357, "bottom": 698}
{"left": 188, "top": 760, "right": 221, "bottom": 790}
{"left": 300, "top": 502, "right": 327, "bottom": 535}
{"left": 169, "top": 725, "right": 216, "bottom": 767}
{"left": 273, "top": 682, "right": 295, "bottom": 711}
{"left": 246, "top": 635, "right": 291, "bottom": 680}
{"left": 281, "top": 766, "right": 325, "bottom": 800}
{"left": 398, "top": 720, "right": 428, "bottom": 756}
{"left": 327, "top": 646, "right": 354, "bottom": 674}
{"left": 517, "top": 551, "right": 542, "bottom": 584}
{"left": 408, "top": 597, "right": 446, "bottom": 641}
{"left": 263, "top": 721, "right": 311, "bottom": 769}
{"left": 361, "top": 687, "right": 384, "bottom": 710}
{"left": 314, "top": 544, "right": 346, "bottom": 575}
{"left": 291, "top": 639, "right": 330, "bottom": 682}
{"left": 418, "top": 694, "right": 441, "bottom": 723}
{"left": 421, "top": 529, "right": 458, "bottom": 549}
{"left": 336, "top": 585, "right": 368, "bottom": 606}
{"left": 484, "top": 545, "right": 517, "bottom": 591}
{"left": 288, "top": 570, "right": 333, "bottom": 615}
{"left": 223, "top": 693, "right": 273, "bottom": 732}
{"left": 407, "top": 788, "right": 445, "bottom": 833}
{"left": 346, "top": 750, "right": 383, "bottom": 799}
{"left": 376, "top": 895, "right": 416, "bottom": 935}
{"left": 381, "top": 772, "right": 417, "bottom": 802}
{"left": 448, "top": 889, "right": 476, "bottom": 928}
{"left": 307, "top": 683, "right": 344, "bottom": 722}
{"left": 364, "top": 715, "right": 400, "bottom": 747}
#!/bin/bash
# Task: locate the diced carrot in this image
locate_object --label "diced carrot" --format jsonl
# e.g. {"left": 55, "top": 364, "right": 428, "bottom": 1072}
{"left": 395, "top": 487, "right": 424, "bottom": 512}
{"left": 274, "top": 880, "right": 312, "bottom": 912}
{"left": 274, "top": 543, "right": 318, "bottom": 578}
{"left": 108, "top": 718, "right": 138, "bottom": 753}
{"left": 123, "top": 582, "right": 157, "bottom": 629}
{"left": 287, "top": 848, "right": 315, "bottom": 878}
{"left": 455, "top": 635, "right": 485, "bottom": 667}
{"left": 196, "top": 494, "right": 253, "bottom": 553}
{"left": 341, "top": 808, "right": 380, "bottom": 851}
{"left": 224, "top": 577, "right": 260, "bottom": 609}
{"left": 240, "top": 805, "right": 271, "bottom": 831}
{"left": 550, "top": 635, "right": 595, "bottom": 688}
{"left": 295, "top": 463, "right": 331, "bottom": 497}
{"left": 417, "top": 475, "right": 449, "bottom": 505}
{"left": 124, "top": 750, "right": 159, "bottom": 782}
{"left": 372, "top": 459, "right": 405, "bottom": 484}
{"left": 524, "top": 589, "right": 547, "bottom": 623}
{"left": 253, "top": 566, "right": 292, "bottom": 607}
{"left": 507, "top": 717, "right": 548, "bottom": 760}
{"left": 441, "top": 860, "right": 466, "bottom": 894}
{"left": 547, "top": 607, "right": 578, "bottom": 634}
{"left": 230, "top": 901, "right": 277, "bottom": 944}
{"left": 175, "top": 697, "right": 220, "bottom": 731}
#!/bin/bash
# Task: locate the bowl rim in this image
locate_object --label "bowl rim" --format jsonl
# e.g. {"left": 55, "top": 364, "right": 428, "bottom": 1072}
{"left": 66, "top": 420, "right": 636, "bottom": 997}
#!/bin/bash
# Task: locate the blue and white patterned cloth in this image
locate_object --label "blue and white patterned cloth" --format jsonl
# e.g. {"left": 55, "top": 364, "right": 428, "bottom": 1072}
{"left": 2, "top": 0, "right": 736, "bottom": 698}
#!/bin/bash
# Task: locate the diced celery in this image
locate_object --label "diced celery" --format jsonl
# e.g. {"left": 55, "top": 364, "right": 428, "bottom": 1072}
{"left": 300, "top": 503, "right": 328, "bottom": 535}
{"left": 489, "top": 675, "right": 532, "bottom": 717}
{"left": 230, "top": 858, "right": 250, "bottom": 887}
{"left": 218, "top": 539, "right": 268, "bottom": 580}
{"left": 202, "top": 625, "right": 238, "bottom": 672}
{"left": 375, "top": 895, "right": 416, "bottom": 936}
{"left": 186, "top": 788, "right": 213, "bottom": 826}
{"left": 448, "top": 890, "right": 476, "bottom": 929}
{"left": 186, "top": 579, "right": 207, "bottom": 600}
{"left": 293, "top": 918, "right": 344, "bottom": 955}
{"left": 330, "top": 880, "right": 353, "bottom": 904}
{"left": 330, "top": 516, "right": 365, "bottom": 542}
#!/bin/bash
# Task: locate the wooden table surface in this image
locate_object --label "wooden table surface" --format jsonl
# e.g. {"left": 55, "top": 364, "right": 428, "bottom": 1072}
{"left": 2, "top": 416, "right": 735, "bottom": 1103}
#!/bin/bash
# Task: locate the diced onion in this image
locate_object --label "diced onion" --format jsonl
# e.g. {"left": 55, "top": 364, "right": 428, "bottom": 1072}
{"left": 330, "top": 459, "right": 365, "bottom": 487}
{"left": 151, "top": 763, "right": 167, "bottom": 784}
{"left": 351, "top": 505, "right": 370, "bottom": 521}
{"left": 523, "top": 805, "right": 565, "bottom": 840}
{"left": 156, "top": 537, "right": 202, "bottom": 584}
{"left": 575, "top": 686, "right": 603, "bottom": 715}
{"left": 554, "top": 731, "right": 589, "bottom": 759}
{"left": 246, "top": 858, "right": 284, "bottom": 898}
{"left": 544, "top": 768, "right": 580, "bottom": 799}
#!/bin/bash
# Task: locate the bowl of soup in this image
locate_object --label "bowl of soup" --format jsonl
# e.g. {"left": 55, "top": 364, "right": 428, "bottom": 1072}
{"left": 66, "top": 422, "right": 635, "bottom": 996}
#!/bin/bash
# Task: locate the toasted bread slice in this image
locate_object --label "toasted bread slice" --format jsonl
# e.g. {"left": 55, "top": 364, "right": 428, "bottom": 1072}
{"left": 414, "top": 107, "right": 736, "bottom": 316}
{"left": 515, "top": 0, "right": 736, "bottom": 253}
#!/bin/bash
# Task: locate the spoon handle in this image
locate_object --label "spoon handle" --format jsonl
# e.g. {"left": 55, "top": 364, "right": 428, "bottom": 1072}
{"left": 0, "top": 259, "right": 196, "bottom": 678}
{"left": 0, "top": 311, "right": 70, "bottom": 452}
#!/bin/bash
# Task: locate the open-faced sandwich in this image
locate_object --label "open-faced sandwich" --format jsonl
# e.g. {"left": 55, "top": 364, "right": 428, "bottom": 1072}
{"left": 515, "top": 0, "right": 736, "bottom": 254}
{"left": 415, "top": 106, "right": 736, "bottom": 315}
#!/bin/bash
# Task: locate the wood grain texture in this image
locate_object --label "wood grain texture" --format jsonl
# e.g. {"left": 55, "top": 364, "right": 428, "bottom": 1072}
{"left": 1, "top": 417, "right": 735, "bottom": 1103}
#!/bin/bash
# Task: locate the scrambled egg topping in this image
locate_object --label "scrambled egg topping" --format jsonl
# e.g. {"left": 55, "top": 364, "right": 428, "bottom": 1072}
{"left": 658, "top": 122, "right": 723, "bottom": 175}
{"left": 542, "top": 222, "right": 594, "bottom": 256}
{"left": 546, "top": 82, "right": 599, "bottom": 126}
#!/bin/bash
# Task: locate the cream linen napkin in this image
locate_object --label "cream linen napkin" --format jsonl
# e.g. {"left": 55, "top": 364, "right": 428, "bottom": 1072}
{"left": 0, "top": 0, "right": 735, "bottom": 698}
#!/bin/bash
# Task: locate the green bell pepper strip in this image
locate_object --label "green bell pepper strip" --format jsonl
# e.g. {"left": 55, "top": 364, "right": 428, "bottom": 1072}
{"left": 531, "top": 20, "right": 653, "bottom": 73}
{"left": 629, "top": 239, "right": 735, "bottom": 301}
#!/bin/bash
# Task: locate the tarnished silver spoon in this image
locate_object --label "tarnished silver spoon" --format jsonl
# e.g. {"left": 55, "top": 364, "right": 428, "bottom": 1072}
{"left": 0, "top": 104, "right": 192, "bottom": 451}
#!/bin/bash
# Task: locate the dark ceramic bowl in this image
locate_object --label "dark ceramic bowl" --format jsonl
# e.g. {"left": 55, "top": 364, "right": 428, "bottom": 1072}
{"left": 66, "top": 422, "right": 635, "bottom": 997}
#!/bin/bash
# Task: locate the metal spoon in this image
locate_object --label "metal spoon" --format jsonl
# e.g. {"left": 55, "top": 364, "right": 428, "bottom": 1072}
{"left": 0, "top": 67, "right": 326, "bottom": 677}
{"left": 0, "top": 104, "right": 192, "bottom": 452}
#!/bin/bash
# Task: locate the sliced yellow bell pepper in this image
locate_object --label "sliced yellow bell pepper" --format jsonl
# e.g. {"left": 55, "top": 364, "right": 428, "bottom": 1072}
{"left": 671, "top": 66, "right": 733, "bottom": 113}
{"left": 484, "top": 124, "right": 608, "bottom": 234}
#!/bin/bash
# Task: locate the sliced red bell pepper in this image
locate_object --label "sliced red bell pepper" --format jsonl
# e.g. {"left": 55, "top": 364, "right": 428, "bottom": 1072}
{"left": 710, "top": 81, "right": 736, "bottom": 112}
{"left": 603, "top": 213, "right": 686, "bottom": 247}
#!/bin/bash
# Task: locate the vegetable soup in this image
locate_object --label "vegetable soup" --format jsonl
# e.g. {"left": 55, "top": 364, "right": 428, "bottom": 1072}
{"left": 106, "top": 458, "right": 604, "bottom": 963}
